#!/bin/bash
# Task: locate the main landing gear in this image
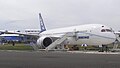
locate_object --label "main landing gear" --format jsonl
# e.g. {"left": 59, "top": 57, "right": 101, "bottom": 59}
{"left": 99, "top": 45, "right": 108, "bottom": 52}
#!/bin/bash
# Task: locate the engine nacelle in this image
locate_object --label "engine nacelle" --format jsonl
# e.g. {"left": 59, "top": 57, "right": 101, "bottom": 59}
{"left": 37, "top": 36, "right": 58, "bottom": 48}
{"left": 37, "top": 36, "right": 53, "bottom": 48}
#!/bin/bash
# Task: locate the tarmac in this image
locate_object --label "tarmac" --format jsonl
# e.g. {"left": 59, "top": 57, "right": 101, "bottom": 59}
{"left": 0, "top": 50, "right": 120, "bottom": 68}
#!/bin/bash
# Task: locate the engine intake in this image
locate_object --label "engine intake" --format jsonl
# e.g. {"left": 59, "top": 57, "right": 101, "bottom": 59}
{"left": 43, "top": 37, "right": 53, "bottom": 47}
{"left": 37, "top": 36, "right": 58, "bottom": 48}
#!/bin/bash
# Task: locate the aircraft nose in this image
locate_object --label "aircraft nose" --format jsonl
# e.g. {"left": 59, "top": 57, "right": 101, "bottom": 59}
{"left": 101, "top": 32, "right": 116, "bottom": 45}
{"left": 108, "top": 33, "right": 116, "bottom": 44}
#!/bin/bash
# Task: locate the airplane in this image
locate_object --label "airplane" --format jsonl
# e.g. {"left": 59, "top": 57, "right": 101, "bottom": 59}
{"left": 36, "top": 13, "right": 116, "bottom": 51}
{"left": 0, "top": 13, "right": 117, "bottom": 51}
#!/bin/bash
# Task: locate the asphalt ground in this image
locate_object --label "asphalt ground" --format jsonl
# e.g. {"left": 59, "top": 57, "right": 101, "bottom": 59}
{"left": 0, "top": 51, "right": 120, "bottom": 68}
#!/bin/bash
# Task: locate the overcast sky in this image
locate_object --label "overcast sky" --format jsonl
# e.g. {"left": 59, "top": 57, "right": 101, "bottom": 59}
{"left": 0, "top": 0, "right": 120, "bottom": 31}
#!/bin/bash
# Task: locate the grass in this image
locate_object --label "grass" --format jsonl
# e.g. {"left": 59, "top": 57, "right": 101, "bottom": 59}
{"left": 0, "top": 43, "right": 119, "bottom": 51}
{"left": 0, "top": 44, "right": 33, "bottom": 50}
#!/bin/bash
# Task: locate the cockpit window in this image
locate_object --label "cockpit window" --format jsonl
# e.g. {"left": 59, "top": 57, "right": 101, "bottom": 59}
{"left": 101, "top": 29, "right": 105, "bottom": 32}
{"left": 101, "top": 29, "right": 112, "bottom": 32}
{"left": 106, "top": 29, "right": 112, "bottom": 32}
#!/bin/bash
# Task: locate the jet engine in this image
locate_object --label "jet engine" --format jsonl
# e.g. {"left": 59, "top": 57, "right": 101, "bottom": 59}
{"left": 37, "top": 36, "right": 58, "bottom": 48}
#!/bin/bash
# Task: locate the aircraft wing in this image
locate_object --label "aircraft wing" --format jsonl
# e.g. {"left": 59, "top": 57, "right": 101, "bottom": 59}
{"left": 0, "top": 31, "right": 39, "bottom": 38}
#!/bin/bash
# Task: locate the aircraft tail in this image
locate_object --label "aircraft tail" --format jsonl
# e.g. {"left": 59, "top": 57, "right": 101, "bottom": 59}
{"left": 39, "top": 13, "right": 46, "bottom": 33}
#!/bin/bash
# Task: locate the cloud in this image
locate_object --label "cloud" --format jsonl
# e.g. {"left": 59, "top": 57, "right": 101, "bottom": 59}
{"left": 0, "top": 0, "right": 120, "bottom": 30}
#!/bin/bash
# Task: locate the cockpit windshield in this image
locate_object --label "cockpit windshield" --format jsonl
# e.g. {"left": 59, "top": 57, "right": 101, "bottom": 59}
{"left": 101, "top": 29, "right": 112, "bottom": 32}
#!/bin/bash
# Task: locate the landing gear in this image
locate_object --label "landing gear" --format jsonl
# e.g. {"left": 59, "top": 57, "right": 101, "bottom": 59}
{"left": 99, "top": 45, "right": 103, "bottom": 52}
{"left": 99, "top": 45, "right": 108, "bottom": 52}
{"left": 104, "top": 45, "right": 108, "bottom": 52}
{"left": 72, "top": 45, "right": 79, "bottom": 50}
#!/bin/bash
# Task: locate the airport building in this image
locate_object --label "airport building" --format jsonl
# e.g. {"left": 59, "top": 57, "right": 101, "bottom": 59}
{"left": 25, "top": 29, "right": 40, "bottom": 35}
{"left": 0, "top": 34, "right": 22, "bottom": 41}
{"left": 0, "top": 29, "right": 40, "bottom": 44}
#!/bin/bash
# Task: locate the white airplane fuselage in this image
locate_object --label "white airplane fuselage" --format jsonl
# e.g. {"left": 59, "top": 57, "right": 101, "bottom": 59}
{"left": 37, "top": 24, "right": 116, "bottom": 48}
